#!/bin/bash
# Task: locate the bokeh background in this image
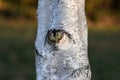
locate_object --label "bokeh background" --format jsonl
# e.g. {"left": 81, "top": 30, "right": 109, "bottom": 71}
{"left": 0, "top": 0, "right": 120, "bottom": 80}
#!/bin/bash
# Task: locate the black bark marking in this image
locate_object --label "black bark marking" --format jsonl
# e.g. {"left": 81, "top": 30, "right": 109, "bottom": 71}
{"left": 45, "top": 29, "right": 72, "bottom": 45}
{"left": 71, "top": 65, "right": 90, "bottom": 78}
{"left": 35, "top": 47, "right": 43, "bottom": 58}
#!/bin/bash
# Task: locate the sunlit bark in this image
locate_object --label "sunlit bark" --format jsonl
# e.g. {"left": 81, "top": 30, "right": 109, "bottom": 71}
{"left": 35, "top": 0, "right": 91, "bottom": 80}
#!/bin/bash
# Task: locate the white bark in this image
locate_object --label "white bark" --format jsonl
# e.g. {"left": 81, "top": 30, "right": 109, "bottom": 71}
{"left": 35, "top": 0, "right": 91, "bottom": 80}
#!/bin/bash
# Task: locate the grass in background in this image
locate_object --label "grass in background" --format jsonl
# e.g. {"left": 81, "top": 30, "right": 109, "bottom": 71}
{"left": 0, "top": 20, "right": 37, "bottom": 80}
{"left": 89, "top": 27, "right": 120, "bottom": 80}
{"left": 0, "top": 19, "right": 120, "bottom": 80}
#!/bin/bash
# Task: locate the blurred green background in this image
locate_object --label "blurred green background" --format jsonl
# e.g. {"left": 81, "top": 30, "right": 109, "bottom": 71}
{"left": 0, "top": 0, "right": 120, "bottom": 80}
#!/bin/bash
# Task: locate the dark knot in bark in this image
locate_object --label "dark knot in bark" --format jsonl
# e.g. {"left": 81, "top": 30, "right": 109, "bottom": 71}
{"left": 45, "top": 29, "right": 71, "bottom": 45}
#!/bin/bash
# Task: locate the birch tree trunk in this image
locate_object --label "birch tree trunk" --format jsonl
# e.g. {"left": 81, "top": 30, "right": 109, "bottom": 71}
{"left": 35, "top": 0, "right": 91, "bottom": 80}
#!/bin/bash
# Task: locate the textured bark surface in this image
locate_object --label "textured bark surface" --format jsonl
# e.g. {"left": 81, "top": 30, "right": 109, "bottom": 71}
{"left": 35, "top": 0, "right": 91, "bottom": 80}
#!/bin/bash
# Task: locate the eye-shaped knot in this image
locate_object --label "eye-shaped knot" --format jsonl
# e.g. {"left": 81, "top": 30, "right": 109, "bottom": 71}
{"left": 46, "top": 29, "right": 64, "bottom": 44}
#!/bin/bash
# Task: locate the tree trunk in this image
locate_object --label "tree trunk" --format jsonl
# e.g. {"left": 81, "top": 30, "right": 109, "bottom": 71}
{"left": 35, "top": 0, "right": 91, "bottom": 80}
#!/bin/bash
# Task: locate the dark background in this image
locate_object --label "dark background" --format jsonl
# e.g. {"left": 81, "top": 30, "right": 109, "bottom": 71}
{"left": 0, "top": 0, "right": 120, "bottom": 80}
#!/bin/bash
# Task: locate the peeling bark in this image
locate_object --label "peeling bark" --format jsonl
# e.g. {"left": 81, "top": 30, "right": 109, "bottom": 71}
{"left": 35, "top": 0, "right": 91, "bottom": 80}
